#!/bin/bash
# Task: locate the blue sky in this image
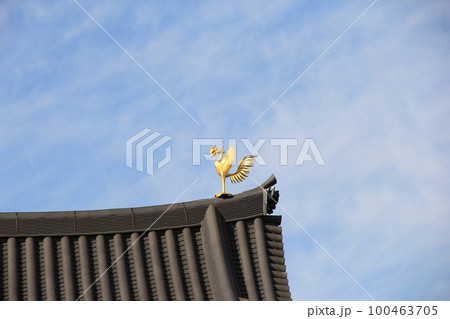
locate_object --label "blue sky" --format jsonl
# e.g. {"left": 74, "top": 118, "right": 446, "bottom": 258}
{"left": 1, "top": 0, "right": 449, "bottom": 300}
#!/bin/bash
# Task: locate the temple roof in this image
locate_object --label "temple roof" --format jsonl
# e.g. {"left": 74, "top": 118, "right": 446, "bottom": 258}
{"left": 0, "top": 175, "right": 291, "bottom": 301}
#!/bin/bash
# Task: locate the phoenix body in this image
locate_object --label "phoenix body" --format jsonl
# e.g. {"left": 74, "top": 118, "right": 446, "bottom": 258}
{"left": 210, "top": 145, "right": 257, "bottom": 198}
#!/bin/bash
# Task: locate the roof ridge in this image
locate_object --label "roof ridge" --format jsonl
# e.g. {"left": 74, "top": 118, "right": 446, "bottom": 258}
{"left": 0, "top": 175, "right": 279, "bottom": 237}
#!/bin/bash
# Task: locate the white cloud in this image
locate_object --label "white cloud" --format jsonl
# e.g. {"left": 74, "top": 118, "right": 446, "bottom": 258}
{"left": 0, "top": 0, "right": 448, "bottom": 300}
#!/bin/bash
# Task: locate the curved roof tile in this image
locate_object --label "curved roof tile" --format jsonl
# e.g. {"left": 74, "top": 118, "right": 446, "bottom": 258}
{"left": 0, "top": 175, "right": 291, "bottom": 300}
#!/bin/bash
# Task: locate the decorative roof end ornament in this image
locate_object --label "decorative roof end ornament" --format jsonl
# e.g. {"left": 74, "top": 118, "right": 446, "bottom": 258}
{"left": 210, "top": 145, "right": 257, "bottom": 198}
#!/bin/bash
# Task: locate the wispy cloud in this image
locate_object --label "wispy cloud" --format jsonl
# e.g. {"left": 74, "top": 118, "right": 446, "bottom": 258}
{"left": 0, "top": 0, "right": 449, "bottom": 300}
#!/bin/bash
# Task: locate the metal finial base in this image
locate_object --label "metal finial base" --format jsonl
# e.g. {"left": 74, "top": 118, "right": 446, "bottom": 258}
{"left": 215, "top": 192, "right": 233, "bottom": 199}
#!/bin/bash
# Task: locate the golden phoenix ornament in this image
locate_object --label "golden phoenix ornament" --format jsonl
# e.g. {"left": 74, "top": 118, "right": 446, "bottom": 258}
{"left": 210, "top": 145, "right": 257, "bottom": 198}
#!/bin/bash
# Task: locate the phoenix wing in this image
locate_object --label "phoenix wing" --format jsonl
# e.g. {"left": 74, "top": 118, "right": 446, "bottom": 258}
{"left": 220, "top": 144, "right": 236, "bottom": 174}
{"left": 228, "top": 155, "right": 257, "bottom": 183}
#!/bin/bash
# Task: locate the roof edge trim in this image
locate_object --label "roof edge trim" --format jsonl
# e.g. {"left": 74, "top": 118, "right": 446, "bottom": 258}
{"left": 0, "top": 175, "right": 279, "bottom": 237}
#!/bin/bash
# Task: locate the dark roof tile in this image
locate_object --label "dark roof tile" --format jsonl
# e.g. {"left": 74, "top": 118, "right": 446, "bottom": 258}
{"left": 0, "top": 175, "right": 291, "bottom": 300}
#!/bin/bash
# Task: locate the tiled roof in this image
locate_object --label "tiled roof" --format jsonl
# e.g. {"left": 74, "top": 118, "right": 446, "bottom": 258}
{"left": 0, "top": 175, "right": 291, "bottom": 301}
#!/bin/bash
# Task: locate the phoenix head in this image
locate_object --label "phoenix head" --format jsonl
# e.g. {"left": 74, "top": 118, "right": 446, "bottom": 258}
{"left": 210, "top": 146, "right": 223, "bottom": 157}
